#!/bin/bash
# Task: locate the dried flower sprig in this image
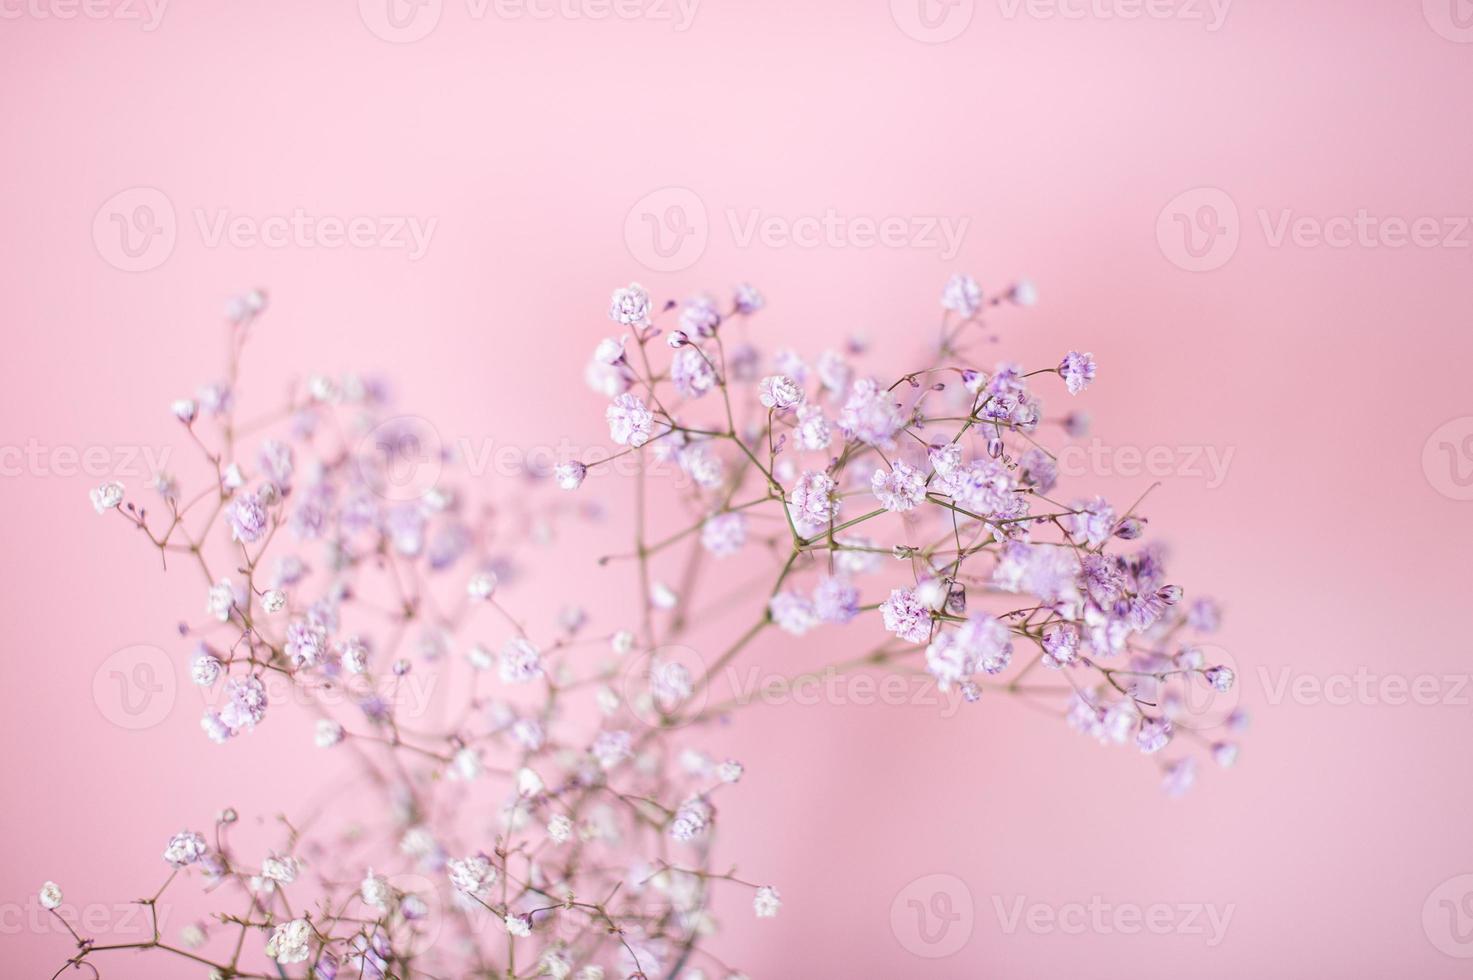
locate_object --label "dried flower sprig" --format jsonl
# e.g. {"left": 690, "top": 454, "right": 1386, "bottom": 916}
{"left": 575, "top": 277, "right": 1241, "bottom": 795}
{"left": 55, "top": 276, "right": 1239, "bottom": 979}
{"left": 63, "top": 291, "right": 776, "bottom": 980}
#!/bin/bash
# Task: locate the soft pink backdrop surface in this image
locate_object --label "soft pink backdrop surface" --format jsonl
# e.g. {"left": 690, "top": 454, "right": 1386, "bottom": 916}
{"left": 4, "top": 1, "right": 1473, "bottom": 976}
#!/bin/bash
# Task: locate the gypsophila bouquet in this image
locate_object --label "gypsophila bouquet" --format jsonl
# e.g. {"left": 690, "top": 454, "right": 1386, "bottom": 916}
{"left": 52, "top": 276, "right": 1240, "bottom": 979}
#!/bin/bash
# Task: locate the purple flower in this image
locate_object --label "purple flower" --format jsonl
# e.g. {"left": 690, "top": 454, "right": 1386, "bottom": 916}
{"left": 837, "top": 378, "right": 905, "bottom": 448}
{"left": 227, "top": 491, "right": 268, "bottom": 544}
{"left": 1136, "top": 718, "right": 1172, "bottom": 754}
{"left": 679, "top": 295, "right": 722, "bottom": 337}
{"left": 872, "top": 460, "right": 926, "bottom": 512}
{"left": 787, "top": 471, "right": 837, "bottom": 533}
{"left": 1042, "top": 624, "right": 1080, "bottom": 668}
{"left": 733, "top": 282, "right": 764, "bottom": 314}
{"left": 608, "top": 282, "right": 652, "bottom": 327}
{"left": 607, "top": 392, "right": 656, "bottom": 447}
{"left": 218, "top": 675, "right": 268, "bottom": 732}
{"left": 940, "top": 274, "right": 983, "bottom": 317}
{"left": 768, "top": 591, "right": 818, "bottom": 635}
{"left": 671, "top": 347, "right": 718, "bottom": 399}
{"left": 1059, "top": 350, "right": 1096, "bottom": 395}
{"left": 701, "top": 512, "right": 747, "bottom": 558}
{"left": 880, "top": 588, "right": 931, "bottom": 644}
{"left": 813, "top": 576, "right": 859, "bottom": 624}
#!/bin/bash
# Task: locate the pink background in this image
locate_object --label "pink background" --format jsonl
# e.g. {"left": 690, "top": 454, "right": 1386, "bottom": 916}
{"left": 4, "top": 0, "right": 1473, "bottom": 976}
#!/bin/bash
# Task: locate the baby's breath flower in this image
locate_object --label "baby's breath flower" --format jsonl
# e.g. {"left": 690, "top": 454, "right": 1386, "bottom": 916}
{"left": 606, "top": 392, "right": 656, "bottom": 447}
{"left": 163, "top": 830, "right": 208, "bottom": 868}
{"left": 39, "top": 882, "right": 62, "bottom": 910}
{"left": 264, "top": 918, "right": 312, "bottom": 965}
{"left": 467, "top": 571, "right": 498, "bottom": 600}
{"left": 608, "top": 283, "right": 652, "bottom": 327}
{"left": 548, "top": 814, "right": 573, "bottom": 843}
{"left": 90, "top": 481, "right": 124, "bottom": 514}
{"left": 753, "top": 886, "right": 782, "bottom": 918}
{"left": 555, "top": 461, "right": 587, "bottom": 491}
{"left": 448, "top": 854, "right": 497, "bottom": 895}
{"left": 941, "top": 273, "right": 983, "bottom": 317}
{"left": 315, "top": 719, "right": 344, "bottom": 748}
{"left": 758, "top": 374, "right": 803, "bottom": 411}
{"left": 1059, "top": 350, "right": 1096, "bottom": 394}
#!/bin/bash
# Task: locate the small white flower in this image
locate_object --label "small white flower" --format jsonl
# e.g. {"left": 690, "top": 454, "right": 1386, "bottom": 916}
{"left": 308, "top": 374, "right": 338, "bottom": 402}
{"left": 611, "top": 630, "right": 635, "bottom": 655}
{"left": 717, "top": 759, "right": 744, "bottom": 784}
{"left": 547, "top": 814, "right": 573, "bottom": 843}
{"left": 591, "top": 730, "right": 632, "bottom": 769}
{"left": 941, "top": 273, "right": 983, "bottom": 317}
{"left": 261, "top": 853, "right": 298, "bottom": 885}
{"left": 339, "top": 637, "right": 369, "bottom": 675}
{"left": 39, "top": 881, "right": 62, "bottom": 910}
{"left": 264, "top": 917, "right": 311, "bottom": 964}
{"left": 190, "top": 653, "right": 223, "bottom": 687}
{"left": 261, "top": 589, "right": 286, "bottom": 613}
{"left": 360, "top": 869, "right": 392, "bottom": 912}
{"left": 450, "top": 747, "right": 483, "bottom": 781}
{"left": 516, "top": 767, "right": 545, "bottom": 797}
{"left": 315, "top": 719, "right": 344, "bottom": 748}
{"left": 206, "top": 579, "right": 235, "bottom": 622}
{"left": 753, "top": 885, "right": 782, "bottom": 918}
{"left": 499, "top": 637, "right": 543, "bottom": 684}
{"left": 448, "top": 854, "right": 497, "bottom": 895}
{"left": 554, "top": 461, "right": 587, "bottom": 491}
{"left": 504, "top": 912, "right": 532, "bottom": 937}
{"left": 758, "top": 375, "right": 803, "bottom": 410}
{"left": 593, "top": 334, "right": 629, "bottom": 364}
{"left": 90, "top": 481, "right": 124, "bottom": 514}
{"left": 466, "top": 643, "right": 494, "bottom": 670}
{"left": 467, "top": 571, "right": 498, "bottom": 600}
{"left": 608, "top": 283, "right": 652, "bottom": 327}
{"left": 171, "top": 399, "right": 198, "bottom": 423}
{"left": 541, "top": 946, "right": 574, "bottom": 980}
{"left": 163, "top": 830, "right": 208, "bottom": 868}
